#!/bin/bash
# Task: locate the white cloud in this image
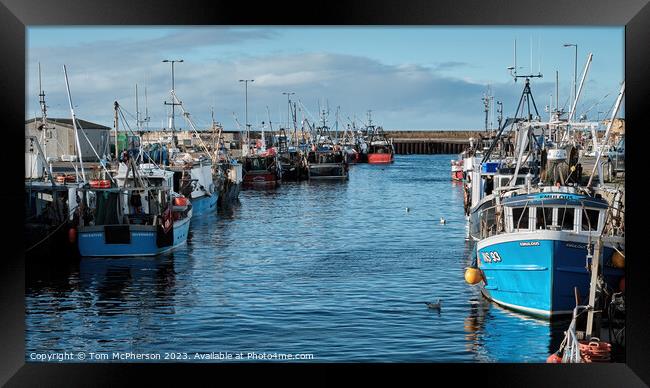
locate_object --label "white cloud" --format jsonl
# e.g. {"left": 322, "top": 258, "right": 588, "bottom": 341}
{"left": 29, "top": 35, "right": 605, "bottom": 129}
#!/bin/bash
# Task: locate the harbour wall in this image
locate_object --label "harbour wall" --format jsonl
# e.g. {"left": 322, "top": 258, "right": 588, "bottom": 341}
{"left": 384, "top": 130, "right": 486, "bottom": 155}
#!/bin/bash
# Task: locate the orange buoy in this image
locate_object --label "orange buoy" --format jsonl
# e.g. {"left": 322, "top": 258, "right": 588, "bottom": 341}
{"left": 611, "top": 250, "right": 624, "bottom": 268}
{"left": 546, "top": 352, "right": 562, "bottom": 363}
{"left": 464, "top": 267, "right": 483, "bottom": 285}
{"left": 174, "top": 196, "right": 188, "bottom": 206}
{"left": 68, "top": 227, "right": 77, "bottom": 243}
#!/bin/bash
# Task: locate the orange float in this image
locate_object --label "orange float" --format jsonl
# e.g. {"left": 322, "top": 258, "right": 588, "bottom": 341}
{"left": 546, "top": 353, "right": 562, "bottom": 363}
{"left": 68, "top": 228, "right": 77, "bottom": 243}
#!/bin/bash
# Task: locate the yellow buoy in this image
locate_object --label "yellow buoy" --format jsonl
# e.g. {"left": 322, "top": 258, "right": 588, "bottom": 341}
{"left": 465, "top": 267, "right": 483, "bottom": 285}
{"left": 611, "top": 251, "right": 625, "bottom": 269}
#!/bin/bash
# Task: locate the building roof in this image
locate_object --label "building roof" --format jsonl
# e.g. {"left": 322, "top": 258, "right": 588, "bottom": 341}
{"left": 25, "top": 117, "right": 111, "bottom": 130}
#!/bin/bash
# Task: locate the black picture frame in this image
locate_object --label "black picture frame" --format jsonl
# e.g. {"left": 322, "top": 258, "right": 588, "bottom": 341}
{"left": 2, "top": 0, "right": 649, "bottom": 385}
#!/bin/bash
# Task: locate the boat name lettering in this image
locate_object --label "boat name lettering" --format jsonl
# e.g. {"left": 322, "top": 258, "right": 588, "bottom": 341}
{"left": 80, "top": 233, "right": 103, "bottom": 238}
{"left": 535, "top": 194, "right": 581, "bottom": 200}
{"left": 519, "top": 241, "right": 540, "bottom": 247}
{"left": 566, "top": 243, "right": 587, "bottom": 249}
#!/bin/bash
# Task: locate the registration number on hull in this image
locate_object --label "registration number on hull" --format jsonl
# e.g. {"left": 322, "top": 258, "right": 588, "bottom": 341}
{"left": 481, "top": 251, "right": 502, "bottom": 263}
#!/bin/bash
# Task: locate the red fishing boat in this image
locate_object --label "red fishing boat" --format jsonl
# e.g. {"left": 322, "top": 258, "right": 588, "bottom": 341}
{"left": 364, "top": 111, "right": 394, "bottom": 164}
{"left": 242, "top": 147, "right": 282, "bottom": 188}
{"left": 367, "top": 131, "right": 394, "bottom": 164}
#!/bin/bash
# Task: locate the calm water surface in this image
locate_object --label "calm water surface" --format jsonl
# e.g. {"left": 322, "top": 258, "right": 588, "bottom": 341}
{"left": 26, "top": 155, "right": 568, "bottom": 362}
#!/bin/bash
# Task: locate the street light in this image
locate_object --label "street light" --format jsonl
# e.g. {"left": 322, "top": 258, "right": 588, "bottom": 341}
{"left": 239, "top": 79, "right": 254, "bottom": 153}
{"left": 239, "top": 79, "right": 254, "bottom": 129}
{"left": 563, "top": 44, "right": 577, "bottom": 108}
{"left": 162, "top": 59, "right": 183, "bottom": 141}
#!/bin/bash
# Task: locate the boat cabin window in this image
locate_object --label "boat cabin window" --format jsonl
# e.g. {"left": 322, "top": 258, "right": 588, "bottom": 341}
{"left": 535, "top": 207, "right": 554, "bottom": 230}
{"left": 581, "top": 209, "right": 600, "bottom": 231}
{"left": 498, "top": 176, "right": 525, "bottom": 188}
{"left": 557, "top": 208, "right": 576, "bottom": 231}
{"left": 511, "top": 207, "right": 531, "bottom": 231}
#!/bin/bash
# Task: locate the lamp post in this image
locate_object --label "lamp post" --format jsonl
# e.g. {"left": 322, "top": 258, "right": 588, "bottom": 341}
{"left": 239, "top": 79, "right": 254, "bottom": 152}
{"left": 239, "top": 79, "right": 254, "bottom": 129}
{"left": 163, "top": 59, "right": 183, "bottom": 147}
{"left": 563, "top": 44, "right": 577, "bottom": 109}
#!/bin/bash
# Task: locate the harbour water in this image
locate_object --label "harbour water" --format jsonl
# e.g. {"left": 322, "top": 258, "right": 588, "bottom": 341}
{"left": 26, "top": 155, "right": 569, "bottom": 362}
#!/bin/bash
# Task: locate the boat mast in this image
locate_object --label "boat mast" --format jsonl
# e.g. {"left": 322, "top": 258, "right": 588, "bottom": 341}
{"left": 587, "top": 81, "right": 625, "bottom": 188}
{"left": 292, "top": 101, "right": 298, "bottom": 146}
{"left": 482, "top": 91, "right": 490, "bottom": 132}
{"left": 135, "top": 84, "right": 140, "bottom": 131}
{"left": 335, "top": 106, "right": 340, "bottom": 141}
{"left": 38, "top": 63, "right": 48, "bottom": 160}
{"left": 482, "top": 43, "right": 542, "bottom": 164}
{"left": 211, "top": 107, "right": 216, "bottom": 152}
{"left": 63, "top": 65, "right": 86, "bottom": 182}
{"left": 568, "top": 53, "right": 593, "bottom": 123}
{"left": 144, "top": 76, "right": 150, "bottom": 131}
{"left": 113, "top": 101, "right": 119, "bottom": 161}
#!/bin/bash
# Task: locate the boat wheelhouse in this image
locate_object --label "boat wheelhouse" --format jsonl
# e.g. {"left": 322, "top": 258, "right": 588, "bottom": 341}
{"left": 242, "top": 150, "right": 281, "bottom": 188}
{"left": 166, "top": 153, "right": 219, "bottom": 215}
{"left": 366, "top": 125, "right": 394, "bottom": 164}
{"left": 306, "top": 144, "right": 349, "bottom": 180}
{"left": 279, "top": 147, "right": 308, "bottom": 181}
{"left": 467, "top": 161, "right": 534, "bottom": 237}
{"left": 216, "top": 159, "right": 243, "bottom": 206}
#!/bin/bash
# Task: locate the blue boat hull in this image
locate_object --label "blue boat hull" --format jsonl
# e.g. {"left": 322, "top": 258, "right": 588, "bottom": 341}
{"left": 189, "top": 193, "right": 218, "bottom": 216}
{"left": 78, "top": 217, "right": 191, "bottom": 257}
{"left": 477, "top": 233, "right": 624, "bottom": 317}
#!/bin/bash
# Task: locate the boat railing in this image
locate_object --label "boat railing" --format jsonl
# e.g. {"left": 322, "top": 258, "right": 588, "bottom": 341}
{"left": 477, "top": 196, "right": 624, "bottom": 240}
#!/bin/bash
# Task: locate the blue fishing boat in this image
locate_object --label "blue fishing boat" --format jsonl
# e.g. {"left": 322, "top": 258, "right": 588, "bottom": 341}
{"left": 76, "top": 163, "right": 192, "bottom": 257}
{"left": 464, "top": 65, "right": 626, "bottom": 318}
{"left": 168, "top": 154, "right": 219, "bottom": 215}
{"left": 475, "top": 188, "right": 624, "bottom": 317}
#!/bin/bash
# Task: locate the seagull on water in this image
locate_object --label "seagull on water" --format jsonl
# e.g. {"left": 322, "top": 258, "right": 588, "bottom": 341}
{"left": 440, "top": 217, "right": 446, "bottom": 224}
{"left": 405, "top": 207, "right": 410, "bottom": 213}
{"left": 426, "top": 299, "right": 442, "bottom": 311}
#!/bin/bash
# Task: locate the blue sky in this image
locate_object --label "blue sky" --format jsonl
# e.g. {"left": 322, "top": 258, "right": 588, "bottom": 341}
{"left": 26, "top": 26, "right": 624, "bottom": 130}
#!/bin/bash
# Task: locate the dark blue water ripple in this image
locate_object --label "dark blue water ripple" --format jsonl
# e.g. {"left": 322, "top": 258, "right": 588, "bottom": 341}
{"left": 25, "top": 155, "right": 566, "bottom": 362}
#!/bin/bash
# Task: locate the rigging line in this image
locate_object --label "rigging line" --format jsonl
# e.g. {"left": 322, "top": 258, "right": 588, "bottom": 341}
{"left": 25, "top": 219, "right": 69, "bottom": 253}
{"left": 117, "top": 107, "right": 162, "bottom": 173}
{"left": 297, "top": 99, "right": 317, "bottom": 123}
{"left": 117, "top": 112, "right": 159, "bottom": 192}
{"left": 581, "top": 93, "right": 611, "bottom": 117}
{"left": 561, "top": 94, "right": 572, "bottom": 112}
{"left": 74, "top": 120, "right": 117, "bottom": 184}
{"left": 120, "top": 106, "right": 139, "bottom": 122}
{"left": 171, "top": 91, "right": 213, "bottom": 161}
